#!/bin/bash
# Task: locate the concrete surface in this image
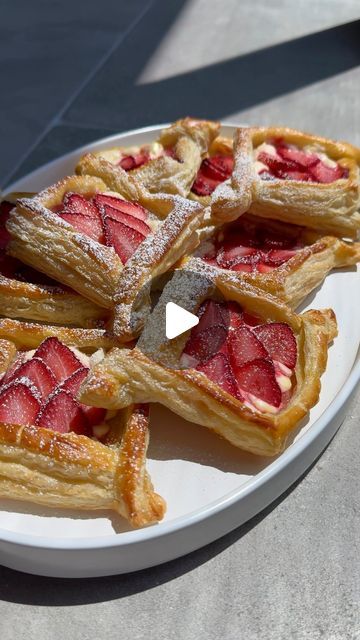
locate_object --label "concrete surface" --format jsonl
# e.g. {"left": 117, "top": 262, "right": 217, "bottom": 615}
{"left": 1, "top": 1, "right": 360, "bottom": 638}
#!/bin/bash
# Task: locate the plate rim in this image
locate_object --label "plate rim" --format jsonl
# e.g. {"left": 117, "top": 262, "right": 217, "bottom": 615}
{"left": 1, "top": 123, "right": 359, "bottom": 552}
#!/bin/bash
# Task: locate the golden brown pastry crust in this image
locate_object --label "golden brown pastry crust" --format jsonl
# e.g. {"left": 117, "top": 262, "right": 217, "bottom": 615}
{"left": 80, "top": 273, "right": 337, "bottom": 457}
{"left": 236, "top": 126, "right": 360, "bottom": 237}
{"left": 79, "top": 118, "right": 220, "bottom": 203}
{"left": 0, "top": 338, "right": 165, "bottom": 527}
{"left": 187, "top": 215, "right": 360, "bottom": 309}
{"left": 0, "top": 318, "right": 114, "bottom": 351}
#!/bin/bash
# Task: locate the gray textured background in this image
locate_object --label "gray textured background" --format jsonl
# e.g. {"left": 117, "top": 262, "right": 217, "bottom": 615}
{"left": 1, "top": 1, "right": 360, "bottom": 638}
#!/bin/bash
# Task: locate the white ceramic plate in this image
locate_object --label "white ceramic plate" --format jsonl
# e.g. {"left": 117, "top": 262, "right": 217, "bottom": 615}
{"left": 0, "top": 125, "right": 359, "bottom": 578}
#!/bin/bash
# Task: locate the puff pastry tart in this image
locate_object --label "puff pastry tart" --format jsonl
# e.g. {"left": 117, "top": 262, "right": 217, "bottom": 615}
{"left": 232, "top": 127, "right": 360, "bottom": 237}
{"left": 0, "top": 197, "right": 107, "bottom": 327}
{"left": 188, "top": 213, "right": 360, "bottom": 309}
{"left": 0, "top": 333, "right": 165, "bottom": 527}
{"left": 79, "top": 268, "right": 337, "bottom": 457}
{"left": 6, "top": 175, "right": 204, "bottom": 316}
{"left": 77, "top": 118, "right": 220, "bottom": 201}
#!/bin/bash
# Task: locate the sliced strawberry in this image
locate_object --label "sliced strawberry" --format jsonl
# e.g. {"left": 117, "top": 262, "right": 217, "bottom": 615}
{"left": 257, "top": 263, "right": 275, "bottom": 273}
{"left": 119, "top": 153, "right": 149, "bottom": 171}
{"left": 100, "top": 205, "right": 151, "bottom": 235}
{"left": 228, "top": 325, "right": 268, "bottom": 370}
{"left": 36, "top": 390, "right": 88, "bottom": 434}
{"left": 60, "top": 212, "right": 104, "bottom": 243}
{"left": 197, "top": 352, "right": 239, "bottom": 398}
{"left": 257, "top": 152, "right": 299, "bottom": 174}
{"left": 191, "top": 174, "right": 218, "bottom": 196}
{"left": 60, "top": 367, "right": 107, "bottom": 427}
{"left": 93, "top": 194, "right": 148, "bottom": 221}
{"left": 183, "top": 325, "right": 228, "bottom": 365}
{"left": 63, "top": 193, "right": 99, "bottom": 219}
{"left": 242, "top": 312, "right": 263, "bottom": 326}
{"left": 196, "top": 300, "right": 229, "bottom": 335}
{"left": 3, "top": 357, "right": 57, "bottom": 401}
{"left": 103, "top": 216, "right": 146, "bottom": 263}
{"left": 1, "top": 352, "right": 27, "bottom": 385}
{"left": 234, "top": 358, "right": 282, "bottom": 407}
{"left": 210, "top": 155, "right": 234, "bottom": 176}
{"left": 277, "top": 145, "right": 319, "bottom": 168}
{"left": 276, "top": 169, "right": 311, "bottom": 181}
{"left": 310, "top": 162, "right": 346, "bottom": 183}
{"left": 201, "top": 157, "right": 230, "bottom": 181}
{"left": 253, "top": 322, "right": 297, "bottom": 369}
{"left": 263, "top": 249, "right": 297, "bottom": 266}
{"left": 231, "top": 263, "right": 253, "bottom": 272}
{"left": 226, "top": 301, "right": 244, "bottom": 332}
{"left": 216, "top": 245, "right": 257, "bottom": 269}
{"left": 0, "top": 382, "right": 40, "bottom": 425}
{"left": 163, "top": 147, "right": 176, "bottom": 159}
{"left": 34, "top": 338, "right": 83, "bottom": 384}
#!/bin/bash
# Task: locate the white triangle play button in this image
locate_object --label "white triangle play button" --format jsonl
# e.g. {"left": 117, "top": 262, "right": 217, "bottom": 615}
{"left": 165, "top": 302, "right": 199, "bottom": 340}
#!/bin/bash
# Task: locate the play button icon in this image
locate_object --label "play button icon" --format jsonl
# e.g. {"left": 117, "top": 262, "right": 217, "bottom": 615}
{"left": 165, "top": 302, "right": 199, "bottom": 340}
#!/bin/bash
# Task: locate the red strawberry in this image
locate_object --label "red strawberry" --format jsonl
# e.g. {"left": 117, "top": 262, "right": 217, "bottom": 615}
{"left": 197, "top": 352, "right": 239, "bottom": 398}
{"left": 210, "top": 155, "right": 234, "bottom": 176}
{"left": 34, "top": 338, "right": 83, "bottom": 384}
{"left": 100, "top": 204, "right": 150, "bottom": 235}
{"left": 60, "top": 368, "right": 107, "bottom": 427}
{"left": 183, "top": 325, "right": 228, "bottom": 364}
{"left": 36, "top": 390, "right": 88, "bottom": 434}
{"left": 226, "top": 301, "right": 244, "bottom": 332}
{"left": 103, "top": 216, "right": 146, "bottom": 263}
{"left": 228, "top": 326, "right": 268, "bottom": 369}
{"left": 93, "top": 194, "right": 148, "bottom": 221}
{"left": 0, "top": 382, "right": 40, "bottom": 425}
{"left": 63, "top": 193, "right": 99, "bottom": 219}
{"left": 253, "top": 322, "right": 297, "bottom": 369}
{"left": 263, "top": 249, "right": 297, "bottom": 266}
{"left": 119, "top": 153, "right": 149, "bottom": 171}
{"left": 277, "top": 145, "right": 319, "bottom": 168}
{"left": 1, "top": 352, "right": 27, "bottom": 385}
{"left": 241, "top": 312, "right": 263, "bottom": 326}
{"left": 276, "top": 169, "right": 311, "bottom": 181}
{"left": 257, "top": 263, "right": 274, "bottom": 274}
{"left": 309, "top": 162, "right": 346, "bottom": 183}
{"left": 164, "top": 147, "right": 176, "bottom": 159}
{"left": 216, "top": 245, "right": 257, "bottom": 269}
{"left": 231, "top": 263, "right": 253, "bottom": 272}
{"left": 234, "top": 358, "right": 282, "bottom": 407}
{"left": 201, "top": 157, "right": 229, "bottom": 182}
{"left": 257, "top": 151, "right": 295, "bottom": 172}
{"left": 196, "top": 300, "right": 230, "bottom": 334}
{"left": 3, "top": 357, "right": 57, "bottom": 400}
{"left": 191, "top": 174, "right": 218, "bottom": 196}
{"left": 60, "top": 212, "right": 104, "bottom": 243}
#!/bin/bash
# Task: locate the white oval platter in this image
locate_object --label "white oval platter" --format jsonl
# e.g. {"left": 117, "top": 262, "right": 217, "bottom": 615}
{"left": 0, "top": 124, "right": 359, "bottom": 577}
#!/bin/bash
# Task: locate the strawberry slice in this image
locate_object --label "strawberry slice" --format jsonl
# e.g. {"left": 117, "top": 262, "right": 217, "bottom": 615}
{"left": 231, "top": 263, "right": 253, "bottom": 272}
{"left": 60, "top": 212, "right": 104, "bottom": 243}
{"left": 241, "top": 312, "right": 263, "bottom": 326}
{"left": 63, "top": 193, "right": 99, "bottom": 218}
{"left": 277, "top": 145, "right": 319, "bottom": 168}
{"left": 309, "top": 162, "right": 346, "bottom": 183}
{"left": 253, "top": 322, "right": 297, "bottom": 369}
{"left": 0, "top": 382, "right": 40, "bottom": 425}
{"left": 257, "top": 152, "right": 299, "bottom": 174}
{"left": 191, "top": 174, "right": 219, "bottom": 196}
{"left": 93, "top": 194, "right": 148, "bottom": 221}
{"left": 210, "top": 155, "right": 234, "bottom": 176}
{"left": 276, "top": 169, "right": 311, "bottom": 181}
{"left": 228, "top": 326, "right": 268, "bottom": 369}
{"left": 183, "top": 325, "right": 228, "bottom": 365}
{"left": 60, "top": 367, "right": 107, "bottom": 427}
{"left": 216, "top": 246, "right": 258, "bottom": 269}
{"left": 201, "top": 157, "right": 230, "bottom": 181}
{"left": 196, "top": 300, "right": 230, "bottom": 334}
{"left": 119, "top": 153, "right": 149, "bottom": 171}
{"left": 36, "top": 390, "right": 88, "bottom": 435}
{"left": 197, "top": 352, "right": 239, "bottom": 398}
{"left": 227, "top": 301, "right": 244, "bottom": 332}
{"left": 34, "top": 338, "right": 83, "bottom": 384}
{"left": 234, "top": 358, "right": 282, "bottom": 407}
{"left": 263, "top": 249, "right": 297, "bottom": 266}
{"left": 3, "top": 357, "right": 57, "bottom": 401}
{"left": 257, "top": 263, "right": 275, "bottom": 273}
{"left": 103, "top": 216, "right": 146, "bottom": 263}
{"left": 100, "top": 204, "right": 150, "bottom": 236}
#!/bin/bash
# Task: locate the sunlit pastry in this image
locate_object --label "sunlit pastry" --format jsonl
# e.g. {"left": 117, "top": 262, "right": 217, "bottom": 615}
{"left": 0, "top": 197, "right": 107, "bottom": 327}
{"left": 187, "top": 213, "right": 360, "bottom": 308}
{"left": 0, "top": 333, "right": 165, "bottom": 527}
{"left": 77, "top": 117, "right": 220, "bottom": 200}
{"left": 231, "top": 127, "right": 360, "bottom": 237}
{"left": 79, "top": 268, "right": 337, "bottom": 457}
{"left": 6, "top": 175, "right": 205, "bottom": 321}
